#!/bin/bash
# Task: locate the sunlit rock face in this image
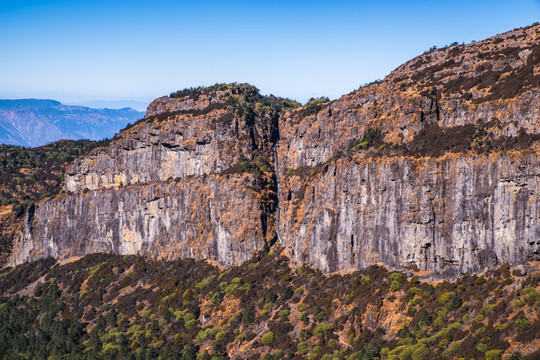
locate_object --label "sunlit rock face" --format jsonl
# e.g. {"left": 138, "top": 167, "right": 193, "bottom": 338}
{"left": 275, "top": 24, "right": 540, "bottom": 275}
{"left": 277, "top": 152, "right": 540, "bottom": 276}
{"left": 10, "top": 85, "right": 278, "bottom": 268}
{"left": 8, "top": 25, "right": 540, "bottom": 277}
{"left": 11, "top": 174, "right": 266, "bottom": 267}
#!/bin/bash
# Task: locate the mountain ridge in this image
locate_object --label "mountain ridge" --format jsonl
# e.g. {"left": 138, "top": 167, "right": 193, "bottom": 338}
{"left": 2, "top": 24, "right": 540, "bottom": 278}
{"left": 0, "top": 99, "right": 144, "bottom": 147}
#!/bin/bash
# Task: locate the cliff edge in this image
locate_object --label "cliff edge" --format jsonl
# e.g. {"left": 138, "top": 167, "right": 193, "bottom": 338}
{"left": 6, "top": 25, "right": 540, "bottom": 277}
{"left": 276, "top": 24, "right": 540, "bottom": 276}
{"left": 9, "top": 84, "right": 298, "bottom": 267}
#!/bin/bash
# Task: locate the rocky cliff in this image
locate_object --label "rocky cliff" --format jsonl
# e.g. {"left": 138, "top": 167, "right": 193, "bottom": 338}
{"left": 6, "top": 25, "right": 540, "bottom": 276}
{"left": 65, "top": 85, "right": 281, "bottom": 192}
{"left": 276, "top": 24, "right": 540, "bottom": 276}
{"left": 278, "top": 151, "right": 540, "bottom": 276}
{"left": 8, "top": 84, "right": 295, "bottom": 267}
{"left": 12, "top": 174, "right": 266, "bottom": 267}
{"left": 276, "top": 24, "right": 540, "bottom": 173}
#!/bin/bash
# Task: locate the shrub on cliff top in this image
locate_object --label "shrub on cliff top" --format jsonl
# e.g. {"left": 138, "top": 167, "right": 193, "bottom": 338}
{"left": 169, "top": 83, "right": 259, "bottom": 99}
{"left": 302, "top": 97, "right": 329, "bottom": 117}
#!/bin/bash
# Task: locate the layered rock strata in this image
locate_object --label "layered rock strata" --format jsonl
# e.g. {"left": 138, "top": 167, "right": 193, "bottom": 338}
{"left": 276, "top": 25, "right": 540, "bottom": 173}
{"left": 8, "top": 85, "right": 281, "bottom": 267}
{"left": 10, "top": 174, "right": 266, "bottom": 267}
{"left": 6, "top": 25, "right": 540, "bottom": 276}
{"left": 66, "top": 87, "right": 277, "bottom": 192}
{"left": 274, "top": 24, "right": 540, "bottom": 275}
{"left": 277, "top": 151, "right": 540, "bottom": 276}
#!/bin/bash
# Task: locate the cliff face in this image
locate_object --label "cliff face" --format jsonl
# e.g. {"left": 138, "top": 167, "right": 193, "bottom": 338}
{"left": 8, "top": 84, "right": 287, "bottom": 267}
{"left": 278, "top": 152, "right": 540, "bottom": 276}
{"left": 66, "top": 87, "right": 278, "bottom": 192}
{"left": 6, "top": 25, "right": 540, "bottom": 276}
{"left": 275, "top": 24, "right": 540, "bottom": 275}
{"left": 276, "top": 25, "right": 540, "bottom": 173}
{"left": 10, "top": 174, "right": 266, "bottom": 267}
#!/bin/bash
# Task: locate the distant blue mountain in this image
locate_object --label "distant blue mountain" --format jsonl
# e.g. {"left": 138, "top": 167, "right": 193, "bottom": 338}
{"left": 0, "top": 99, "right": 145, "bottom": 147}
{"left": 67, "top": 100, "right": 149, "bottom": 112}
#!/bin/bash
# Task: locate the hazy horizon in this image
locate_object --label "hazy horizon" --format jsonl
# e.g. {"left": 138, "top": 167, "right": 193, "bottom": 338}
{"left": 0, "top": 96, "right": 150, "bottom": 112}
{"left": 1, "top": 0, "right": 539, "bottom": 105}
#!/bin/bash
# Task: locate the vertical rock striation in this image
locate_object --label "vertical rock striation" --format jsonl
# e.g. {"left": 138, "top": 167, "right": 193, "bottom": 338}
{"left": 278, "top": 152, "right": 540, "bottom": 276}
{"left": 9, "top": 84, "right": 293, "bottom": 267}
{"left": 6, "top": 25, "right": 540, "bottom": 277}
{"left": 11, "top": 174, "right": 266, "bottom": 267}
{"left": 275, "top": 24, "right": 540, "bottom": 275}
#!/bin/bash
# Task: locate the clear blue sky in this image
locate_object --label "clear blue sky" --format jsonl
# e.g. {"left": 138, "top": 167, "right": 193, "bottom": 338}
{"left": 1, "top": 0, "right": 539, "bottom": 106}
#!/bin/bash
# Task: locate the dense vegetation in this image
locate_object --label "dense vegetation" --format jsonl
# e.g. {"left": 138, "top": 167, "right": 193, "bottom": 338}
{"left": 0, "top": 139, "right": 109, "bottom": 265}
{"left": 169, "top": 83, "right": 300, "bottom": 115}
{"left": 0, "top": 251, "right": 538, "bottom": 359}
{"left": 0, "top": 139, "right": 109, "bottom": 209}
{"left": 169, "top": 83, "right": 258, "bottom": 100}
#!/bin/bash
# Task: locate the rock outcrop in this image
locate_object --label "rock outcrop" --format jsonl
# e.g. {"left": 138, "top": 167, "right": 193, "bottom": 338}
{"left": 8, "top": 84, "right": 291, "bottom": 267}
{"left": 6, "top": 25, "right": 540, "bottom": 276}
{"left": 276, "top": 24, "right": 540, "bottom": 173}
{"left": 277, "top": 26, "right": 540, "bottom": 275}
{"left": 278, "top": 152, "right": 540, "bottom": 276}
{"left": 65, "top": 86, "right": 279, "bottom": 192}
{"left": 12, "top": 174, "right": 266, "bottom": 267}
{"left": 275, "top": 24, "right": 540, "bottom": 276}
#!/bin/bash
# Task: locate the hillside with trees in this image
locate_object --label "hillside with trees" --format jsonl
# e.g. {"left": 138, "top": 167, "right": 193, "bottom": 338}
{"left": 0, "top": 252, "right": 538, "bottom": 360}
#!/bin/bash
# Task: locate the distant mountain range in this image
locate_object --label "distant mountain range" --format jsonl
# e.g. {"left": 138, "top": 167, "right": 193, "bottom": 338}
{"left": 0, "top": 99, "right": 145, "bottom": 147}
{"left": 66, "top": 100, "right": 149, "bottom": 112}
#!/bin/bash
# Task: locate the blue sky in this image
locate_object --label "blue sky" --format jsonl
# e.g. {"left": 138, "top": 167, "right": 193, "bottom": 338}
{"left": 0, "top": 0, "right": 539, "bottom": 107}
